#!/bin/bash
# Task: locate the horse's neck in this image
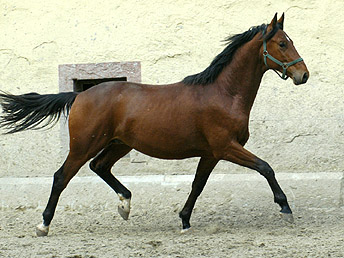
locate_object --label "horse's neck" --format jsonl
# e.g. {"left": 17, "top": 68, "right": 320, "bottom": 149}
{"left": 216, "top": 40, "right": 264, "bottom": 113}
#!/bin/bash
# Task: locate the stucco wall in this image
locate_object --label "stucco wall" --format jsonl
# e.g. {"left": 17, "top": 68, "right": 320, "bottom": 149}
{"left": 0, "top": 0, "right": 343, "bottom": 177}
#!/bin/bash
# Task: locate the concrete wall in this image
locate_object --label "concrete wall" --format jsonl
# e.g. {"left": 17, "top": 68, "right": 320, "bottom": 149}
{"left": 1, "top": 0, "right": 343, "bottom": 178}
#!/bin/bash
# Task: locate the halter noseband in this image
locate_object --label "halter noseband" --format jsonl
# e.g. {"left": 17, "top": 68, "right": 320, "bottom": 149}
{"left": 262, "top": 30, "right": 303, "bottom": 80}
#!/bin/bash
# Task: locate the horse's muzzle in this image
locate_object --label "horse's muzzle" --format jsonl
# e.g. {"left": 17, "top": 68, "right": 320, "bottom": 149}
{"left": 293, "top": 71, "right": 309, "bottom": 85}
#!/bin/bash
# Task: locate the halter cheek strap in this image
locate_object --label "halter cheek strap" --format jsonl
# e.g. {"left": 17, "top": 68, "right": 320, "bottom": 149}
{"left": 262, "top": 33, "right": 304, "bottom": 80}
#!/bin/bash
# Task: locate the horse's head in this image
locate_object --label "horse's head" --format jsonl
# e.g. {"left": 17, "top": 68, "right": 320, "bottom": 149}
{"left": 262, "top": 13, "right": 309, "bottom": 85}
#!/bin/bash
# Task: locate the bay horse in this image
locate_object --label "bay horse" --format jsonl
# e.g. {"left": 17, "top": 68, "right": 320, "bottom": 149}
{"left": 0, "top": 13, "right": 309, "bottom": 236}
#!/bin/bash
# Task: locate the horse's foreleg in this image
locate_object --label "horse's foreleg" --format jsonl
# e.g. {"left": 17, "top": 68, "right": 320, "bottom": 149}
{"left": 89, "top": 142, "right": 132, "bottom": 220}
{"left": 220, "top": 142, "right": 293, "bottom": 223}
{"left": 179, "top": 157, "right": 218, "bottom": 232}
{"left": 36, "top": 153, "right": 88, "bottom": 236}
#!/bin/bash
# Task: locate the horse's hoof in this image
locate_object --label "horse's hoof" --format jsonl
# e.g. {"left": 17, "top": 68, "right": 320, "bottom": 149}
{"left": 36, "top": 223, "right": 49, "bottom": 237}
{"left": 118, "top": 205, "right": 130, "bottom": 220}
{"left": 180, "top": 227, "right": 193, "bottom": 234}
{"left": 280, "top": 212, "right": 294, "bottom": 223}
{"left": 118, "top": 194, "right": 131, "bottom": 220}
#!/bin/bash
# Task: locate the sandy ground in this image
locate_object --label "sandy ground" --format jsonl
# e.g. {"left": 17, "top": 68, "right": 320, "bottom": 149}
{"left": 1, "top": 176, "right": 344, "bottom": 258}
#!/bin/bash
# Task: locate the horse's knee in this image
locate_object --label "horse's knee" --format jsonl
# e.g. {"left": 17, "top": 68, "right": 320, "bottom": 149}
{"left": 191, "top": 181, "right": 206, "bottom": 197}
{"left": 256, "top": 160, "right": 275, "bottom": 178}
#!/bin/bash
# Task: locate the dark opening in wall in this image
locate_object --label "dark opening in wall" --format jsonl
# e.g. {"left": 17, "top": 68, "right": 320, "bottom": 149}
{"left": 59, "top": 61, "right": 141, "bottom": 93}
{"left": 73, "top": 77, "right": 127, "bottom": 92}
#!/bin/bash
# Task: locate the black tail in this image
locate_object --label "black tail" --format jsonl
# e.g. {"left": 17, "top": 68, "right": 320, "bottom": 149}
{"left": 0, "top": 91, "right": 78, "bottom": 134}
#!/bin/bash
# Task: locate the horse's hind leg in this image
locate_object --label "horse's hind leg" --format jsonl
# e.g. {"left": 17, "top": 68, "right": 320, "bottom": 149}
{"left": 36, "top": 152, "right": 89, "bottom": 236}
{"left": 179, "top": 157, "right": 218, "bottom": 232}
{"left": 89, "top": 141, "right": 132, "bottom": 220}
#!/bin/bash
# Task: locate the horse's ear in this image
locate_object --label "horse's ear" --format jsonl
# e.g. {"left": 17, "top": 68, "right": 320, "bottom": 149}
{"left": 277, "top": 13, "right": 284, "bottom": 30}
{"left": 269, "top": 13, "right": 278, "bottom": 29}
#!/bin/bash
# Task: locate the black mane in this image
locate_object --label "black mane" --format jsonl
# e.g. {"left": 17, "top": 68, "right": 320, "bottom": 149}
{"left": 182, "top": 23, "right": 279, "bottom": 85}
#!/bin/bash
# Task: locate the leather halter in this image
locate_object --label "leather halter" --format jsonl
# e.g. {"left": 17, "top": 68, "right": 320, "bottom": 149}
{"left": 262, "top": 30, "right": 303, "bottom": 80}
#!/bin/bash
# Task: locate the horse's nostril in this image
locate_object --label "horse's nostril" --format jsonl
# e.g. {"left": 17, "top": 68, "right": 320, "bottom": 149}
{"left": 302, "top": 72, "right": 309, "bottom": 83}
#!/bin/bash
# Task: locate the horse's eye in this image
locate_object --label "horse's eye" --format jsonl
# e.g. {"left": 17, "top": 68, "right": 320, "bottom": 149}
{"left": 279, "top": 42, "right": 287, "bottom": 48}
